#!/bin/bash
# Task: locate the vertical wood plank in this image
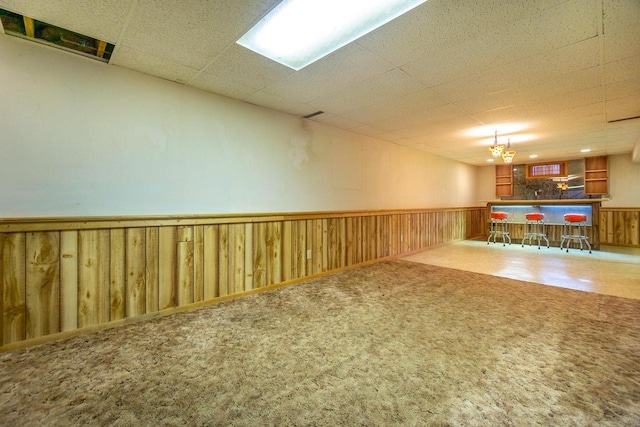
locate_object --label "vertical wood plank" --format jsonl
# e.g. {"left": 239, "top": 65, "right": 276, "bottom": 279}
{"left": 346, "top": 217, "right": 354, "bottom": 267}
{"left": 244, "top": 223, "right": 254, "bottom": 291}
{"left": 599, "top": 211, "right": 608, "bottom": 245}
{"left": 354, "top": 216, "right": 363, "bottom": 265}
{"left": 109, "top": 229, "right": 126, "bottom": 322}
{"left": 253, "top": 222, "right": 267, "bottom": 288}
{"left": 382, "top": 215, "right": 391, "bottom": 257}
{"left": 60, "top": 231, "right": 78, "bottom": 332}
{"left": 177, "top": 227, "right": 194, "bottom": 306}
{"left": 267, "top": 222, "right": 282, "bottom": 285}
{"left": 296, "top": 220, "right": 306, "bottom": 279}
{"left": 290, "top": 221, "right": 298, "bottom": 279}
{"left": 2, "top": 233, "right": 26, "bottom": 345}
{"left": 126, "top": 228, "right": 146, "bottom": 317}
{"left": 322, "top": 219, "right": 329, "bottom": 272}
{"left": 193, "top": 225, "right": 205, "bottom": 302}
{"left": 145, "top": 227, "right": 160, "bottom": 313}
{"left": 327, "top": 218, "right": 337, "bottom": 270}
{"left": 282, "top": 221, "right": 293, "bottom": 282}
{"left": 312, "top": 219, "right": 323, "bottom": 274}
{"left": 366, "top": 216, "right": 377, "bottom": 261}
{"left": 158, "top": 226, "right": 177, "bottom": 310}
{"left": 177, "top": 241, "right": 194, "bottom": 306}
{"left": 338, "top": 217, "right": 346, "bottom": 268}
{"left": 26, "top": 232, "right": 60, "bottom": 339}
{"left": 614, "top": 211, "right": 625, "bottom": 245}
{"left": 230, "top": 223, "right": 245, "bottom": 294}
{"left": 26, "top": 231, "right": 60, "bottom": 339}
{"left": 305, "top": 220, "right": 313, "bottom": 276}
{"left": 218, "top": 224, "right": 229, "bottom": 296}
{"left": 203, "top": 225, "right": 219, "bottom": 299}
{"left": 78, "top": 230, "right": 110, "bottom": 328}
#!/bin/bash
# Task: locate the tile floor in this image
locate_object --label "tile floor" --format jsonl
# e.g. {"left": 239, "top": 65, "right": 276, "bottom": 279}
{"left": 403, "top": 240, "right": 640, "bottom": 300}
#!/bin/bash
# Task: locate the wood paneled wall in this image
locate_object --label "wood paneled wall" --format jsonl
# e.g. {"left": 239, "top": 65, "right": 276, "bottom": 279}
{"left": 600, "top": 208, "right": 640, "bottom": 247}
{"left": 0, "top": 207, "right": 486, "bottom": 349}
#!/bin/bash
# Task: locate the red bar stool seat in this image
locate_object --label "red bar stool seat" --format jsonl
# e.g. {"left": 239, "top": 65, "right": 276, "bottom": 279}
{"left": 488, "top": 211, "right": 511, "bottom": 246}
{"left": 560, "top": 213, "right": 591, "bottom": 253}
{"left": 522, "top": 212, "right": 549, "bottom": 249}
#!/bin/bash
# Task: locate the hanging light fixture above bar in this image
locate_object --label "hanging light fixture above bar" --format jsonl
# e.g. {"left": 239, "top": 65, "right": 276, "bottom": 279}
{"left": 502, "top": 139, "right": 516, "bottom": 163}
{"left": 489, "top": 131, "right": 504, "bottom": 158}
{"left": 489, "top": 130, "right": 516, "bottom": 163}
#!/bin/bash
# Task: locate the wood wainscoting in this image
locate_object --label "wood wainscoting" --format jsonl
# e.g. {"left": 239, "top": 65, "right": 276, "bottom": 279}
{"left": 0, "top": 207, "right": 486, "bottom": 350}
{"left": 600, "top": 208, "right": 640, "bottom": 247}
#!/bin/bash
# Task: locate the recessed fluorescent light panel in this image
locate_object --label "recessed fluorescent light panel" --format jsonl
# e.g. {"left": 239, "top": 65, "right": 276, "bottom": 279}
{"left": 237, "top": 0, "right": 428, "bottom": 70}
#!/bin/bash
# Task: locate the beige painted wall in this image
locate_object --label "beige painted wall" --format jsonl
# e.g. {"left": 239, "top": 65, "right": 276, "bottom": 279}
{"left": 605, "top": 153, "right": 640, "bottom": 207}
{"left": 0, "top": 35, "right": 479, "bottom": 217}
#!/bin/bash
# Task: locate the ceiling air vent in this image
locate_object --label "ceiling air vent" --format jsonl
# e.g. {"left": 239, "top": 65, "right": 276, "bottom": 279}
{"left": 607, "top": 115, "right": 640, "bottom": 123}
{"left": 303, "top": 111, "right": 324, "bottom": 119}
{"left": 0, "top": 8, "right": 114, "bottom": 62}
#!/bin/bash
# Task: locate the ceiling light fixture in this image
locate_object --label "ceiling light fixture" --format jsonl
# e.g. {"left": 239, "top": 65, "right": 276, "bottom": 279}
{"left": 489, "top": 131, "right": 505, "bottom": 157}
{"left": 236, "top": 0, "right": 428, "bottom": 70}
{"left": 488, "top": 131, "right": 516, "bottom": 163}
{"left": 502, "top": 139, "right": 516, "bottom": 163}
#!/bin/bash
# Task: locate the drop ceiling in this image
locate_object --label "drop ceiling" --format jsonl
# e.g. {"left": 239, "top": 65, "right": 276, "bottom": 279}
{"left": 1, "top": 0, "right": 639, "bottom": 166}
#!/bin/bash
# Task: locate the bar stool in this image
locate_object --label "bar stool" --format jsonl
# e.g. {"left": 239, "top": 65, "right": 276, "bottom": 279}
{"left": 488, "top": 211, "right": 511, "bottom": 246}
{"left": 522, "top": 212, "right": 549, "bottom": 249}
{"left": 560, "top": 213, "right": 591, "bottom": 253}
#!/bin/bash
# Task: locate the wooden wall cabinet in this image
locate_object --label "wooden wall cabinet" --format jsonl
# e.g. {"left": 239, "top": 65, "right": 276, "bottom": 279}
{"left": 584, "top": 156, "right": 608, "bottom": 195}
{"left": 495, "top": 165, "right": 513, "bottom": 197}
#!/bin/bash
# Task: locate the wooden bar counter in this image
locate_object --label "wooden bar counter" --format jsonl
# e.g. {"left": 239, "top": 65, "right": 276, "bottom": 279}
{"left": 486, "top": 199, "right": 604, "bottom": 250}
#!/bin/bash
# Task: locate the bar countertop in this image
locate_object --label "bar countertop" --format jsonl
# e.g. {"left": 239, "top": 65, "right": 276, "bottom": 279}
{"left": 483, "top": 199, "right": 607, "bottom": 206}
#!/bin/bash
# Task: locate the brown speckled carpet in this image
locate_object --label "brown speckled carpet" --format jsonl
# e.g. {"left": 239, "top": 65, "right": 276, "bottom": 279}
{"left": 1, "top": 260, "right": 639, "bottom": 426}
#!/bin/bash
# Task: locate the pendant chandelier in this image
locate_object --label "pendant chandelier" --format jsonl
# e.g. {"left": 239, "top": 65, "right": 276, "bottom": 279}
{"left": 488, "top": 131, "right": 516, "bottom": 163}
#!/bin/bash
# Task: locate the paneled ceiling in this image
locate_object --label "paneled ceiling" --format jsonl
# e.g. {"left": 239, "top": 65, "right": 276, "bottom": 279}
{"left": 1, "top": 0, "right": 639, "bottom": 166}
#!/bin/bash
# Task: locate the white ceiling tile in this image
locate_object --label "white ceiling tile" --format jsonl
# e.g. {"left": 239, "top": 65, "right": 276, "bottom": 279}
{"left": 343, "top": 89, "right": 449, "bottom": 126}
{"left": 351, "top": 124, "right": 387, "bottom": 137}
{"left": 604, "top": 21, "right": 640, "bottom": 62}
{"left": 111, "top": 46, "right": 198, "bottom": 84}
{"left": 120, "top": 0, "right": 275, "bottom": 69}
{"left": 0, "top": 0, "right": 131, "bottom": 43}
{"left": 606, "top": 96, "right": 640, "bottom": 121}
{"left": 431, "top": 67, "right": 518, "bottom": 102}
{"left": 402, "top": 8, "right": 600, "bottom": 89}
{"left": 313, "top": 68, "right": 426, "bottom": 116}
{"left": 261, "top": 43, "right": 395, "bottom": 104}
{"left": 317, "top": 115, "right": 364, "bottom": 130}
{"left": 606, "top": 78, "right": 640, "bottom": 101}
{"left": 243, "top": 90, "right": 313, "bottom": 117}
{"left": 188, "top": 71, "right": 258, "bottom": 100}
{"left": 520, "top": 67, "right": 603, "bottom": 99}
{"left": 478, "top": 0, "right": 573, "bottom": 27}
{"left": 506, "top": 0, "right": 598, "bottom": 58}
{"left": 357, "top": 0, "right": 495, "bottom": 67}
{"left": 604, "top": 55, "right": 640, "bottom": 84}
{"left": 199, "top": 44, "right": 293, "bottom": 91}
{"left": 603, "top": 0, "right": 640, "bottom": 32}
{"left": 454, "top": 90, "right": 521, "bottom": 115}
